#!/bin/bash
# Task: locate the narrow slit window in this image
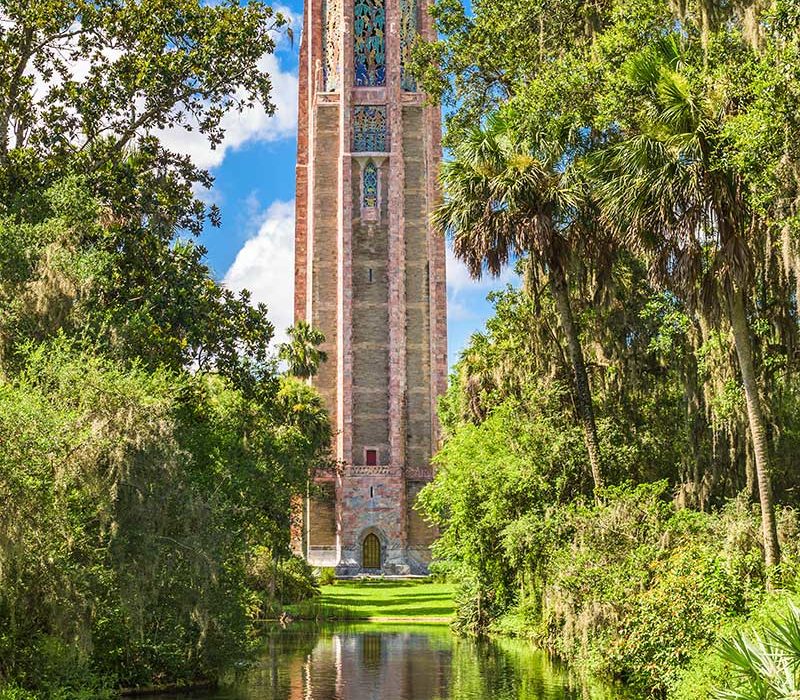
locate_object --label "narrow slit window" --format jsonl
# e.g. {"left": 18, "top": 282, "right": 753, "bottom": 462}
{"left": 370, "top": 486, "right": 374, "bottom": 498}
{"left": 368, "top": 268, "right": 373, "bottom": 282}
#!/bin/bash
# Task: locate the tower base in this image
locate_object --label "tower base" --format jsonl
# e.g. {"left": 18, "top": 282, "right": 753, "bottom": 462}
{"left": 296, "top": 470, "right": 437, "bottom": 576}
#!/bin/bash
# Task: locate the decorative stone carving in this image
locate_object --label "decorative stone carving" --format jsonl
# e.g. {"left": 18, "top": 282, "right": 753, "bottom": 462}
{"left": 352, "top": 105, "right": 387, "bottom": 152}
{"left": 346, "top": 465, "right": 392, "bottom": 476}
{"left": 400, "top": 0, "right": 418, "bottom": 91}
{"left": 322, "top": 0, "right": 341, "bottom": 91}
{"left": 353, "top": 0, "right": 386, "bottom": 86}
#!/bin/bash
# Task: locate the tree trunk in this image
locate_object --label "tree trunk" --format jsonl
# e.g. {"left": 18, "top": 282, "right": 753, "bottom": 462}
{"left": 728, "top": 286, "right": 781, "bottom": 569}
{"left": 549, "top": 263, "right": 604, "bottom": 499}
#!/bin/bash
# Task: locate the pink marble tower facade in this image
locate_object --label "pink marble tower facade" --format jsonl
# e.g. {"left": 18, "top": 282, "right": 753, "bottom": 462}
{"left": 293, "top": 0, "right": 446, "bottom": 574}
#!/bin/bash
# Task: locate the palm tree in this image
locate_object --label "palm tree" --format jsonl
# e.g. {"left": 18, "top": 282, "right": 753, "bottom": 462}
{"left": 279, "top": 321, "right": 328, "bottom": 379}
{"left": 716, "top": 604, "right": 800, "bottom": 700}
{"left": 434, "top": 114, "right": 605, "bottom": 497}
{"left": 594, "top": 35, "right": 780, "bottom": 567}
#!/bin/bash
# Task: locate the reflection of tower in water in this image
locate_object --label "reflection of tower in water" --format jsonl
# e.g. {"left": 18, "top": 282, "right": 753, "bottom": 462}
{"left": 297, "top": 631, "right": 451, "bottom": 700}
{"left": 261, "top": 628, "right": 597, "bottom": 700}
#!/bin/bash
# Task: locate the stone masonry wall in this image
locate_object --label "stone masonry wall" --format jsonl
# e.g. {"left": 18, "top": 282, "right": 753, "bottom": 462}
{"left": 307, "top": 104, "right": 340, "bottom": 562}
{"left": 350, "top": 160, "right": 390, "bottom": 465}
{"left": 297, "top": 0, "right": 445, "bottom": 574}
{"left": 402, "top": 106, "right": 433, "bottom": 474}
{"left": 311, "top": 104, "right": 340, "bottom": 425}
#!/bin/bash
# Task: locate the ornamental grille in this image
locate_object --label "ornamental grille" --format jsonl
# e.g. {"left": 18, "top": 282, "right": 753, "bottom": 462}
{"left": 400, "top": 0, "right": 418, "bottom": 91}
{"left": 352, "top": 105, "right": 387, "bottom": 152}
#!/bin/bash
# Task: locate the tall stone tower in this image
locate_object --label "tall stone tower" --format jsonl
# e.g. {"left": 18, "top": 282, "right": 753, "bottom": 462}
{"left": 293, "top": 0, "right": 447, "bottom": 574}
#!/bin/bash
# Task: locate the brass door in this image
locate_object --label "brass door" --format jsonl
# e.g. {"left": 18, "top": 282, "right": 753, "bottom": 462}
{"left": 362, "top": 533, "right": 381, "bottom": 569}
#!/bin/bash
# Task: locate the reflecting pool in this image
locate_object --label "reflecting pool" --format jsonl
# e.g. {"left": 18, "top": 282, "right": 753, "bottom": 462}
{"left": 197, "top": 624, "right": 626, "bottom": 700}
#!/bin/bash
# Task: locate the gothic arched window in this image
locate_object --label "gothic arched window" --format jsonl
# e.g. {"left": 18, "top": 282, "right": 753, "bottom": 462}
{"left": 353, "top": 0, "right": 385, "bottom": 86}
{"left": 363, "top": 161, "right": 378, "bottom": 209}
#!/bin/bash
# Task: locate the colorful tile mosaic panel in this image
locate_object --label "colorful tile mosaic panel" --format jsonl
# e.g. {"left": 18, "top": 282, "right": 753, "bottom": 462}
{"left": 400, "top": 0, "right": 418, "bottom": 91}
{"left": 363, "top": 161, "right": 378, "bottom": 208}
{"left": 353, "top": 0, "right": 385, "bottom": 86}
{"left": 352, "top": 105, "right": 387, "bottom": 152}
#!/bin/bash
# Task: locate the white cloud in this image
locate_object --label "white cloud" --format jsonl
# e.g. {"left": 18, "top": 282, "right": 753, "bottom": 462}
{"left": 274, "top": 4, "right": 303, "bottom": 32}
{"left": 446, "top": 243, "right": 518, "bottom": 320}
{"left": 223, "top": 200, "right": 295, "bottom": 347}
{"left": 445, "top": 245, "right": 517, "bottom": 294}
{"left": 157, "top": 52, "right": 298, "bottom": 170}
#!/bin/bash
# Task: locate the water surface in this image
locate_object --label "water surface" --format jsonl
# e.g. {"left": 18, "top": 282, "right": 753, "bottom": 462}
{"left": 201, "top": 624, "right": 625, "bottom": 700}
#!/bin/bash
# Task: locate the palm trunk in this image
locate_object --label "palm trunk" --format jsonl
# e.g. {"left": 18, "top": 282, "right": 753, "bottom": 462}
{"left": 728, "top": 286, "right": 781, "bottom": 569}
{"left": 549, "top": 263, "right": 604, "bottom": 499}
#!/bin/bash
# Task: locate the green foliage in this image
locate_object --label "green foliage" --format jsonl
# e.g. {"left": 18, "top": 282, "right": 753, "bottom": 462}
{"left": 421, "top": 460, "right": 798, "bottom": 693}
{"left": 714, "top": 601, "right": 800, "bottom": 700}
{"left": 419, "top": 392, "right": 586, "bottom": 625}
{"left": 418, "top": 3, "right": 800, "bottom": 689}
{"left": 0, "top": 342, "right": 331, "bottom": 692}
{"left": 279, "top": 321, "right": 328, "bottom": 379}
{"left": 246, "top": 551, "right": 320, "bottom": 619}
{"left": 0, "top": 0, "right": 288, "bottom": 164}
{"left": 0, "top": 0, "right": 329, "bottom": 693}
{"left": 318, "top": 567, "right": 337, "bottom": 586}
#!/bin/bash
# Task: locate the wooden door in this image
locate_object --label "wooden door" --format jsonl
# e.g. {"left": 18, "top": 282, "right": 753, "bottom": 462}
{"left": 362, "top": 533, "right": 381, "bottom": 569}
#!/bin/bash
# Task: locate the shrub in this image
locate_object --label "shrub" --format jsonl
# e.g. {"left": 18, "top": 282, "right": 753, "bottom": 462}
{"left": 715, "top": 602, "right": 800, "bottom": 700}
{"left": 246, "top": 549, "right": 319, "bottom": 617}
{"left": 537, "top": 485, "right": 770, "bottom": 694}
{"left": 318, "top": 567, "right": 336, "bottom": 586}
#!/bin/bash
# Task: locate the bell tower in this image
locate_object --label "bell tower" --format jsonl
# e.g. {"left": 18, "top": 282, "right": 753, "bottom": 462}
{"left": 293, "top": 0, "right": 446, "bottom": 574}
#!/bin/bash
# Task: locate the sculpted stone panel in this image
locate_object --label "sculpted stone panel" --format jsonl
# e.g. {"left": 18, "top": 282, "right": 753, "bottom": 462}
{"left": 322, "top": 0, "right": 341, "bottom": 91}
{"left": 400, "top": 0, "right": 418, "bottom": 91}
{"left": 346, "top": 465, "right": 392, "bottom": 476}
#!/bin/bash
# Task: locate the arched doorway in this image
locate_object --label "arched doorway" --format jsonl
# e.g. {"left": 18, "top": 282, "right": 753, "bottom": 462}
{"left": 362, "top": 533, "right": 381, "bottom": 570}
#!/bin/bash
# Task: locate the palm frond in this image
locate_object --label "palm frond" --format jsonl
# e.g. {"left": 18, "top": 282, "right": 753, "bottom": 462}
{"left": 767, "top": 604, "right": 800, "bottom": 668}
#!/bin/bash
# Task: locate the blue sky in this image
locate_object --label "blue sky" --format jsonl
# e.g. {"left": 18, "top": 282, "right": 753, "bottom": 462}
{"left": 163, "top": 1, "right": 515, "bottom": 367}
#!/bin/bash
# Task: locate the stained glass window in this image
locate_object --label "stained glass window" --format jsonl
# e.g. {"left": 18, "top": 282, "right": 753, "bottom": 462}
{"left": 400, "top": 0, "right": 418, "bottom": 91}
{"left": 352, "top": 106, "right": 387, "bottom": 152}
{"left": 363, "top": 161, "right": 378, "bottom": 208}
{"left": 353, "top": 0, "right": 385, "bottom": 86}
{"left": 322, "top": 0, "right": 341, "bottom": 91}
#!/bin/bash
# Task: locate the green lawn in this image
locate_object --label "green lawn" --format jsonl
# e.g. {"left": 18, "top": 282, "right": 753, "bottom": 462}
{"left": 310, "top": 580, "right": 455, "bottom": 621}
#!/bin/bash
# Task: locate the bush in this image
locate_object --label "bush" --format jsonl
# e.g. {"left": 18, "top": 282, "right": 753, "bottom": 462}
{"left": 0, "top": 346, "right": 326, "bottom": 692}
{"left": 246, "top": 550, "right": 319, "bottom": 617}
{"left": 671, "top": 593, "right": 800, "bottom": 700}
{"left": 318, "top": 567, "right": 336, "bottom": 586}
{"left": 536, "top": 485, "right": 771, "bottom": 694}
